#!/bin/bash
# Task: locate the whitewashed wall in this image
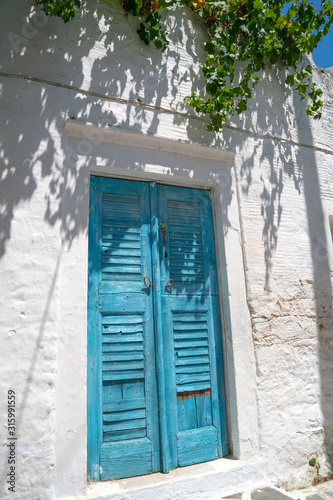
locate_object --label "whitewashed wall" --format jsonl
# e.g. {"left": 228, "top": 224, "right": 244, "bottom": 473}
{"left": 0, "top": 1, "right": 332, "bottom": 499}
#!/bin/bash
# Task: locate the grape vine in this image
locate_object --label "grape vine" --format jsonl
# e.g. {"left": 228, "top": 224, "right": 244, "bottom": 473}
{"left": 35, "top": 0, "right": 333, "bottom": 131}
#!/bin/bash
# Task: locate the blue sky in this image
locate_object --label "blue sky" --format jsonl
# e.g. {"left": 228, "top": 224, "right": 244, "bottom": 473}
{"left": 312, "top": 30, "right": 333, "bottom": 68}
{"left": 282, "top": 2, "right": 333, "bottom": 69}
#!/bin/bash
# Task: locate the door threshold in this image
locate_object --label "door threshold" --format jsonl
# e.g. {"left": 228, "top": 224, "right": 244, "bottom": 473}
{"left": 76, "top": 456, "right": 269, "bottom": 500}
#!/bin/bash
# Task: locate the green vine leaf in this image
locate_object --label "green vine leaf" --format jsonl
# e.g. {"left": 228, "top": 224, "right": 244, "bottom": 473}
{"left": 35, "top": 0, "right": 81, "bottom": 22}
{"left": 253, "top": 0, "right": 263, "bottom": 10}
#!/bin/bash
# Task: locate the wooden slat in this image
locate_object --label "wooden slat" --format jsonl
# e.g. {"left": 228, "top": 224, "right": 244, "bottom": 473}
{"left": 175, "top": 347, "right": 209, "bottom": 357}
{"left": 173, "top": 313, "right": 207, "bottom": 322}
{"left": 103, "top": 398, "right": 146, "bottom": 412}
{"left": 176, "top": 373, "right": 210, "bottom": 385}
{"left": 171, "top": 272, "right": 204, "bottom": 279}
{"left": 196, "top": 392, "right": 212, "bottom": 427}
{"left": 169, "top": 224, "right": 202, "bottom": 232}
{"left": 167, "top": 200, "right": 200, "bottom": 210}
{"left": 102, "top": 246, "right": 141, "bottom": 257}
{"left": 177, "top": 427, "right": 218, "bottom": 466}
{"left": 103, "top": 418, "right": 146, "bottom": 432}
{"left": 169, "top": 240, "right": 202, "bottom": 248}
{"left": 103, "top": 360, "right": 144, "bottom": 371}
{"left": 102, "top": 231, "right": 140, "bottom": 241}
{"left": 174, "top": 332, "right": 208, "bottom": 340}
{"left": 102, "top": 264, "right": 141, "bottom": 273}
{"left": 167, "top": 233, "right": 202, "bottom": 242}
{"left": 103, "top": 204, "right": 140, "bottom": 217}
{"left": 102, "top": 256, "right": 142, "bottom": 265}
{"left": 103, "top": 320, "right": 144, "bottom": 330}
{"left": 170, "top": 254, "right": 204, "bottom": 263}
{"left": 102, "top": 240, "right": 141, "bottom": 251}
{"left": 175, "top": 355, "right": 210, "bottom": 366}
{"left": 103, "top": 380, "right": 122, "bottom": 400}
{"left": 177, "top": 396, "right": 197, "bottom": 431}
{"left": 103, "top": 371, "right": 144, "bottom": 381}
{"left": 184, "top": 396, "right": 197, "bottom": 430}
{"left": 102, "top": 325, "right": 144, "bottom": 334}
{"left": 176, "top": 381, "right": 211, "bottom": 392}
{"left": 100, "top": 438, "right": 152, "bottom": 479}
{"left": 169, "top": 232, "right": 202, "bottom": 241}
{"left": 103, "top": 204, "right": 141, "bottom": 215}
{"left": 102, "top": 240, "right": 141, "bottom": 249}
{"left": 177, "top": 389, "right": 211, "bottom": 399}
{"left": 168, "top": 211, "right": 201, "bottom": 220}
{"left": 173, "top": 323, "right": 207, "bottom": 331}
{"left": 102, "top": 273, "right": 142, "bottom": 282}
{"left": 102, "top": 193, "right": 140, "bottom": 204}
{"left": 103, "top": 201, "right": 141, "bottom": 212}
{"left": 170, "top": 255, "right": 203, "bottom": 263}
{"left": 103, "top": 201, "right": 140, "bottom": 213}
{"left": 102, "top": 334, "right": 143, "bottom": 343}
{"left": 170, "top": 267, "right": 204, "bottom": 275}
{"left": 102, "top": 232, "right": 141, "bottom": 242}
{"left": 175, "top": 364, "right": 210, "bottom": 374}
{"left": 102, "top": 352, "right": 144, "bottom": 362}
{"left": 172, "top": 276, "right": 205, "bottom": 283}
{"left": 103, "top": 409, "right": 146, "bottom": 422}
{"left": 103, "top": 206, "right": 141, "bottom": 217}
{"left": 103, "top": 428, "right": 147, "bottom": 443}
{"left": 102, "top": 223, "right": 140, "bottom": 233}
{"left": 102, "top": 344, "right": 144, "bottom": 353}
{"left": 101, "top": 437, "right": 151, "bottom": 455}
{"left": 174, "top": 340, "right": 209, "bottom": 348}
{"left": 177, "top": 397, "right": 186, "bottom": 431}
{"left": 102, "top": 315, "right": 142, "bottom": 324}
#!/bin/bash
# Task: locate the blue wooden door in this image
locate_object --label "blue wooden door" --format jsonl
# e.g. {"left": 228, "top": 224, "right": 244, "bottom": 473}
{"left": 154, "top": 184, "right": 228, "bottom": 469}
{"left": 87, "top": 178, "right": 228, "bottom": 481}
{"left": 87, "top": 177, "right": 161, "bottom": 480}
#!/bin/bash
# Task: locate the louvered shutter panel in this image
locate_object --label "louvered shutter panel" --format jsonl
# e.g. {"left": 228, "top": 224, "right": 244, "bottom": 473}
{"left": 87, "top": 177, "right": 160, "bottom": 481}
{"left": 157, "top": 185, "right": 228, "bottom": 469}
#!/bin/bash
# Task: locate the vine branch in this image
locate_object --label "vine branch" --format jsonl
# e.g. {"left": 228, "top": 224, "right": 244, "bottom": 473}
{"left": 35, "top": 0, "right": 333, "bottom": 132}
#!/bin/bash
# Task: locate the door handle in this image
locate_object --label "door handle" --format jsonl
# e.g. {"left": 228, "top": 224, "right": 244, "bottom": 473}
{"left": 166, "top": 279, "right": 174, "bottom": 290}
{"left": 160, "top": 222, "right": 166, "bottom": 248}
{"left": 144, "top": 276, "right": 153, "bottom": 288}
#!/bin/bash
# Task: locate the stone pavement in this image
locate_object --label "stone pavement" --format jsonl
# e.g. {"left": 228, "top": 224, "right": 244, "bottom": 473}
{"left": 290, "top": 480, "right": 333, "bottom": 500}
{"left": 219, "top": 481, "right": 333, "bottom": 500}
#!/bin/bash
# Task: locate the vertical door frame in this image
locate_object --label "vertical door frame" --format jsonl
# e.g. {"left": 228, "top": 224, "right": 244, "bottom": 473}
{"left": 87, "top": 180, "right": 103, "bottom": 482}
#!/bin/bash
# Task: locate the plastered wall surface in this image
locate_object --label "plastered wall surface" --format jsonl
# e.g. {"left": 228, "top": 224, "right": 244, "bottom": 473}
{"left": 0, "top": 0, "right": 333, "bottom": 499}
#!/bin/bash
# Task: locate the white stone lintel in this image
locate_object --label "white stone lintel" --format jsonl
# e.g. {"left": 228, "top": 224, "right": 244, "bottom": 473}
{"left": 64, "top": 119, "right": 236, "bottom": 164}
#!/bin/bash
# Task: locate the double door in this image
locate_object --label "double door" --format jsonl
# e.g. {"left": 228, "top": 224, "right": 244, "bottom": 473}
{"left": 87, "top": 177, "right": 228, "bottom": 481}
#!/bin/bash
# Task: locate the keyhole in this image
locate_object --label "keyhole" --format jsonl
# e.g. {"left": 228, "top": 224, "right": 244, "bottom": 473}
{"left": 165, "top": 251, "right": 168, "bottom": 258}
